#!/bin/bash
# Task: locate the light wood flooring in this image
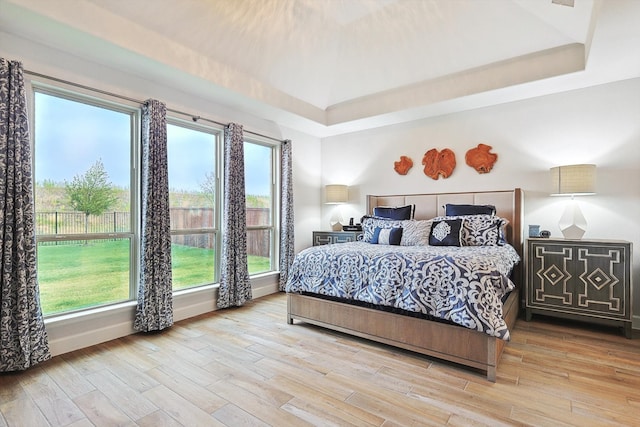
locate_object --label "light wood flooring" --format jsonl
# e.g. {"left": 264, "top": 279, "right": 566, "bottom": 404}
{"left": 1, "top": 292, "right": 639, "bottom": 426}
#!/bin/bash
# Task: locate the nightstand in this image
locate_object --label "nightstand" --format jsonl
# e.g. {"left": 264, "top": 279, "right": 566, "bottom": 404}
{"left": 525, "top": 238, "right": 632, "bottom": 338}
{"left": 312, "top": 231, "right": 363, "bottom": 246}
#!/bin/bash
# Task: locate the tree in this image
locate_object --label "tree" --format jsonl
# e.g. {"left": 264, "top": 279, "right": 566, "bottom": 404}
{"left": 65, "top": 159, "right": 117, "bottom": 235}
{"left": 200, "top": 171, "right": 216, "bottom": 205}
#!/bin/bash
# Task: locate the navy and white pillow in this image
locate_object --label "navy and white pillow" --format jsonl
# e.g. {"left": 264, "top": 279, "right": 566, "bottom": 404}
{"left": 360, "top": 215, "right": 405, "bottom": 243}
{"left": 428, "top": 218, "right": 462, "bottom": 246}
{"left": 361, "top": 216, "right": 432, "bottom": 246}
{"left": 433, "top": 214, "right": 508, "bottom": 246}
{"left": 371, "top": 227, "right": 403, "bottom": 245}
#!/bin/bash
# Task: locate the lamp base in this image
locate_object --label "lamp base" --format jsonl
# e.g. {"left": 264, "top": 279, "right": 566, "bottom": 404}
{"left": 330, "top": 220, "right": 344, "bottom": 231}
{"left": 329, "top": 207, "right": 344, "bottom": 231}
{"left": 559, "top": 200, "right": 587, "bottom": 240}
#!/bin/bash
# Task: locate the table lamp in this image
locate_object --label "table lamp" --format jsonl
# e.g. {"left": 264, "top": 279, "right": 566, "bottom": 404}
{"left": 325, "top": 184, "right": 348, "bottom": 231}
{"left": 550, "top": 164, "right": 596, "bottom": 239}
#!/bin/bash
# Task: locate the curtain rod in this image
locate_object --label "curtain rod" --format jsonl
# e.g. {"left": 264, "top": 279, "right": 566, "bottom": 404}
{"left": 24, "top": 69, "right": 285, "bottom": 144}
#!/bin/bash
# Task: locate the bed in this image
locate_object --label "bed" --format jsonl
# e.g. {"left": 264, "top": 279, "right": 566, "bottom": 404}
{"left": 286, "top": 189, "right": 523, "bottom": 381}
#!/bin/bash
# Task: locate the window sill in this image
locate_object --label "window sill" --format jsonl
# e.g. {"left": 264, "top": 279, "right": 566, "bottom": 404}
{"left": 43, "top": 273, "right": 281, "bottom": 357}
{"left": 44, "top": 300, "right": 137, "bottom": 326}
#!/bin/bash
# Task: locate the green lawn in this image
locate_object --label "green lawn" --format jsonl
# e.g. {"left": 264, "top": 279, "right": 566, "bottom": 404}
{"left": 37, "top": 240, "right": 271, "bottom": 315}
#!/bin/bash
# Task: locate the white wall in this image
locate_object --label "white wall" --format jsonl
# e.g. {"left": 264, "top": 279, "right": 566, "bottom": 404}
{"left": 321, "top": 77, "right": 640, "bottom": 327}
{"left": 1, "top": 33, "right": 322, "bottom": 355}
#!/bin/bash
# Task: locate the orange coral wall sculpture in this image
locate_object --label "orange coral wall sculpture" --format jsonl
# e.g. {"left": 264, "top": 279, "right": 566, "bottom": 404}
{"left": 422, "top": 148, "right": 456, "bottom": 180}
{"left": 394, "top": 155, "right": 413, "bottom": 175}
{"left": 465, "top": 143, "right": 498, "bottom": 174}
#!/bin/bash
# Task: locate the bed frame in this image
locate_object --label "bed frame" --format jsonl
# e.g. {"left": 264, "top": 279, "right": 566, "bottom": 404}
{"left": 287, "top": 188, "right": 523, "bottom": 381}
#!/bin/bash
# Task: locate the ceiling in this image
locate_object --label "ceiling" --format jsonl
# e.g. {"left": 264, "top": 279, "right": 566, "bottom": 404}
{"left": 1, "top": 0, "right": 639, "bottom": 137}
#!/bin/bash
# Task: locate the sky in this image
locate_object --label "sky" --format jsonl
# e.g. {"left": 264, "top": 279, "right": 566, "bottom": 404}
{"left": 34, "top": 92, "right": 272, "bottom": 196}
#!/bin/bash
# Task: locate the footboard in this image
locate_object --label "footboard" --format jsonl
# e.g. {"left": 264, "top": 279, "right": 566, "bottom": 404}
{"left": 287, "top": 289, "right": 519, "bottom": 382}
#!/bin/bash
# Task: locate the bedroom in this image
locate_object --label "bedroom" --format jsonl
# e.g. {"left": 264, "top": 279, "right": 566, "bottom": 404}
{"left": 0, "top": 0, "right": 639, "bottom": 424}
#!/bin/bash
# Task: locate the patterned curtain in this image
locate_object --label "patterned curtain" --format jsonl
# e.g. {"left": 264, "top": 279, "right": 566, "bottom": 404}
{"left": 0, "top": 58, "right": 50, "bottom": 371}
{"left": 278, "top": 140, "right": 294, "bottom": 291}
{"left": 218, "top": 123, "right": 252, "bottom": 308}
{"left": 134, "top": 99, "right": 173, "bottom": 332}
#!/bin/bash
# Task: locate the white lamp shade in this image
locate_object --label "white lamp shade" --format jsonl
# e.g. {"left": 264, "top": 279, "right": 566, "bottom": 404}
{"left": 550, "top": 164, "right": 596, "bottom": 196}
{"left": 325, "top": 184, "right": 348, "bottom": 204}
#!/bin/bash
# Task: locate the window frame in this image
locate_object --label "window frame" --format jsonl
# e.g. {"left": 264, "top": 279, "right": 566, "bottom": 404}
{"left": 166, "top": 117, "right": 223, "bottom": 290}
{"left": 243, "top": 136, "right": 280, "bottom": 276}
{"left": 29, "top": 80, "right": 141, "bottom": 317}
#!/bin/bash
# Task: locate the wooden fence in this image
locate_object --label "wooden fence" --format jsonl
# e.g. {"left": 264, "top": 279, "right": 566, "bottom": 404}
{"left": 36, "top": 208, "right": 271, "bottom": 257}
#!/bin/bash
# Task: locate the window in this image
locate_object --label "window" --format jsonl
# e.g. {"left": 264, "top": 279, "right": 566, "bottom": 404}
{"left": 31, "top": 81, "right": 281, "bottom": 318}
{"left": 33, "top": 89, "right": 137, "bottom": 316}
{"left": 167, "top": 122, "right": 219, "bottom": 290}
{"left": 244, "top": 140, "right": 277, "bottom": 275}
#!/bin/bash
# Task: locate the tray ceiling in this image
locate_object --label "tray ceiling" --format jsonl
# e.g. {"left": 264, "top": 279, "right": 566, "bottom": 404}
{"left": 1, "top": 0, "right": 639, "bottom": 136}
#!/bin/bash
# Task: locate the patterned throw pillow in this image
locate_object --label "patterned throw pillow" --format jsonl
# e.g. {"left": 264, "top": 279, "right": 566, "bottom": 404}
{"left": 400, "top": 219, "right": 432, "bottom": 246}
{"left": 433, "top": 214, "right": 508, "bottom": 246}
{"left": 361, "top": 216, "right": 432, "bottom": 246}
{"left": 371, "top": 227, "right": 403, "bottom": 245}
{"left": 361, "top": 215, "right": 406, "bottom": 243}
{"left": 428, "top": 218, "right": 463, "bottom": 246}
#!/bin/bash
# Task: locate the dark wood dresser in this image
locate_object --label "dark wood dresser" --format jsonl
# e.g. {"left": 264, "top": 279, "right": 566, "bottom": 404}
{"left": 526, "top": 238, "right": 632, "bottom": 338}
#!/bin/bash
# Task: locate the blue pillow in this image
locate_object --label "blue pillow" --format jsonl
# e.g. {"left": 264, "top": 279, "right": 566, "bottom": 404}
{"left": 371, "top": 227, "right": 403, "bottom": 245}
{"left": 373, "top": 204, "right": 415, "bottom": 220}
{"left": 444, "top": 204, "right": 495, "bottom": 216}
{"left": 429, "top": 219, "right": 462, "bottom": 246}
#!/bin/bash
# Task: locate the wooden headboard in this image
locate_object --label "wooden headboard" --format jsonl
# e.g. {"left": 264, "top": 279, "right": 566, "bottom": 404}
{"left": 367, "top": 188, "right": 524, "bottom": 287}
